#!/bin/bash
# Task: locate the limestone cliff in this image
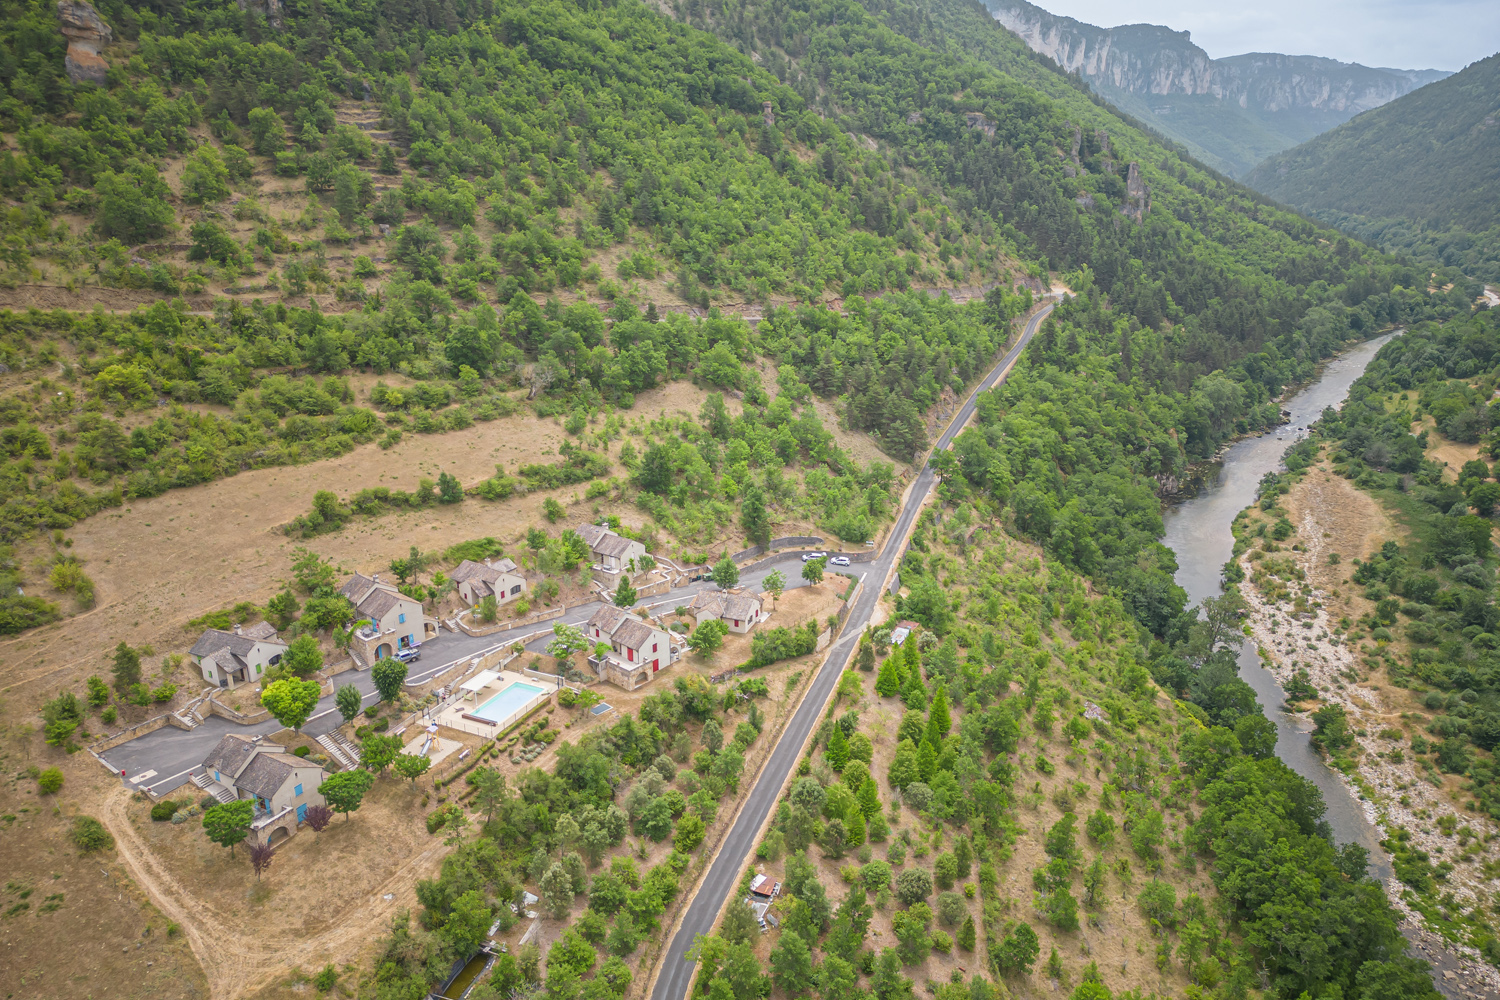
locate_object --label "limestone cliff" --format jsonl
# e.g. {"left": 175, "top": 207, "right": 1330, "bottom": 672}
{"left": 990, "top": 0, "right": 1445, "bottom": 112}
{"left": 56, "top": 0, "right": 111, "bottom": 86}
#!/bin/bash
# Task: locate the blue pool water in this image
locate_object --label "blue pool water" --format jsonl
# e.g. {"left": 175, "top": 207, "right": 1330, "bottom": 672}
{"left": 472, "top": 681, "right": 545, "bottom": 723}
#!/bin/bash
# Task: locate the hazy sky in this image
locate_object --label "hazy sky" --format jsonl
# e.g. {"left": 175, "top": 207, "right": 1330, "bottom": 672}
{"left": 1036, "top": 0, "right": 1498, "bottom": 71}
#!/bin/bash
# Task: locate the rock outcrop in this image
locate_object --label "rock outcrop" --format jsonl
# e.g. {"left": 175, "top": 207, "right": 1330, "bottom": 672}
{"left": 989, "top": 0, "right": 1447, "bottom": 114}
{"left": 236, "top": 0, "right": 284, "bottom": 30}
{"left": 57, "top": 0, "right": 111, "bottom": 86}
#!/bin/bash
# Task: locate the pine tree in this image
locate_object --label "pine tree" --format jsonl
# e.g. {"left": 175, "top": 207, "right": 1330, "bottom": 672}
{"left": 845, "top": 805, "right": 866, "bottom": 848}
{"left": 916, "top": 740, "right": 939, "bottom": 783}
{"left": 875, "top": 657, "right": 902, "bottom": 697}
{"left": 957, "top": 914, "right": 976, "bottom": 952}
{"left": 902, "top": 661, "right": 927, "bottom": 710}
{"left": 856, "top": 776, "right": 881, "bottom": 818}
{"left": 827, "top": 724, "right": 850, "bottom": 771}
{"left": 857, "top": 636, "right": 876, "bottom": 672}
{"left": 927, "top": 683, "right": 951, "bottom": 742}
{"left": 887, "top": 739, "right": 919, "bottom": 789}
{"left": 954, "top": 834, "right": 973, "bottom": 875}
{"left": 865, "top": 806, "right": 890, "bottom": 843}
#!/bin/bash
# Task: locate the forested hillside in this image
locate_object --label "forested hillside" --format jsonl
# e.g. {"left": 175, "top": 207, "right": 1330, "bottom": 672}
{"left": 1248, "top": 53, "right": 1500, "bottom": 284}
{"left": 0, "top": 0, "right": 1481, "bottom": 639}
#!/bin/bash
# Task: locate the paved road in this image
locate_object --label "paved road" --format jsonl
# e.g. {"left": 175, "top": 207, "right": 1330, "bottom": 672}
{"left": 100, "top": 554, "right": 817, "bottom": 796}
{"left": 648, "top": 297, "right": 1059, "bottom": 1000}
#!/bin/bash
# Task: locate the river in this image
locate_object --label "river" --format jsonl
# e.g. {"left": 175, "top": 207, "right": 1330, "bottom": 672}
{"left": 1161, "top": 332, "right": 1399, "bottom": 876}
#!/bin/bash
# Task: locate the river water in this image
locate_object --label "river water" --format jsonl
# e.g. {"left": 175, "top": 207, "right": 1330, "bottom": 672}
{"left": 1161, "top": 332, "right": 1399, "bottom": 876}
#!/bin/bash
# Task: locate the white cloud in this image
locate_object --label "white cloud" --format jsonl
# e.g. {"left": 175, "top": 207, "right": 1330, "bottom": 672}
{"left": 1038, "top": 0, "right": 1499, "bottom": 70}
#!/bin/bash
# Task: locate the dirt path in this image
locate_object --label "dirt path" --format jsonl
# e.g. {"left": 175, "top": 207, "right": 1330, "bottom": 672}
{"left": 102, "top": 785, "right": 446, "bottom": 1000}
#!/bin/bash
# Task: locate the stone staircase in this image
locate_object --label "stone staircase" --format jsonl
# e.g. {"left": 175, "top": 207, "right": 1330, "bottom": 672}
{"left": 317, "top": 732, "right": 360, "bottom": 770}
{"left": 191, "top": 772, "right": 237, "bottom": 804}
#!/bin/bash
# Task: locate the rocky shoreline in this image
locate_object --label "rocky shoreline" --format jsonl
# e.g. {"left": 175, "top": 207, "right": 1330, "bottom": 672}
{"left": 1238, "top": 507, "right": 1500, "bottom": 998}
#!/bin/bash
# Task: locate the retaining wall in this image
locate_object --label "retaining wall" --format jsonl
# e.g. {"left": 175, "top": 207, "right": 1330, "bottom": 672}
{"left": 87, "top": 712, "right": 192, "bottom": 754}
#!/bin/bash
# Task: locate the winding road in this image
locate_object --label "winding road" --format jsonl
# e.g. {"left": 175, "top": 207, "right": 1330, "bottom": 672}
{"left": 647, "top": 295, "right": 1060, "bottom": 1000}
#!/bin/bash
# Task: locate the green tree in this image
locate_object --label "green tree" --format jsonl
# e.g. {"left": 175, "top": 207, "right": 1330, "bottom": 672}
{"left": 764, "top": 570, "right": 786, "bottom": 608}
{"left": 37, "top": 767, "right": 64, "bottom": 795}
{"left": 181, "top": 145, "right": 230, "bottom": 204}
{"left": 541, "top": 862, "right": 576, "bottom": 918}
{"left": 927, "top": 684, "right": 951, "bottom": 741}
{"left": 266, "top": 589, "right": 300, "bottom": 630}
{"left": 741, "top": 485, "right": 770, "bottom": 548}
{"left": 335, "top": 683, "right": 363, "bottom": 724}
{"left": 281, "top": 635, "right": 324, "bottom": 678}
{"left": 801, "top": 557, "right": 825, "bottom": 586}
{"left": 875, "top": 657, "right": 902, "bottom": 697}
{"left": 438, "top": 472, "right": 464, "bottom": 504}
{"left": 360, "top": 733, "right": 403, "bottom": 773}
{"left": 95, "top": 161, "right": 175, "bottom": 242}
{"left": 613, "top": 577, "right": 637, "bottom": 608}
{"left": 827, "top": 724, "right": 850, "bottom": 770}
{"left": 202, "top": 800, "right": 254, "bottom": 856}
{"left": 547, "top": 622, "right": 592, "bottom": 668}
{"left": 319, "top": 769, "right": 375, "bottom": 821}
{"left": 111, "top": 642, "right": 141, "bottom": 695}
{"left": 544, "top": 497, "right": 565, "bottom": 522}
{"left": 372, "top": 658, "right": 408, "bottom": 701}
{"left": 957, "top": 914, "right": 976, "bottom": 952}
{"left": 261, "top": 678, "right": 322, "bottom": 731}
{"left": 473, "top": 767, "right": 507, "bottom": 825}
{"left": 688, "top": 619, "right": 729, "bottom": 658}
{"left": 712, "top": 553, "right": 740, "bottom": 589}
{"left": 394, "top": 753, "right": 431, "bottom": 784}
{"left": 894, "top": 867, "right": 932, "bottom": 905}
{"left": 770, "top": 921, "right": 816, "bottom": 994}
{"left": 247, "top": 107, "right": 284, "bottom": 155}
{"left": 995, "top": 921, "right": 1040, "bottom": 974}
{"left": 445, "top": 889, "right": 494, "bottom": 956}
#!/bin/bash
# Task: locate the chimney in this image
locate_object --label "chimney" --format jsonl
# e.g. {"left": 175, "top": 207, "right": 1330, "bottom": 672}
{"left": 233, "top": 623, "right": 242, "bottom": 636}
{"left": 373, "top": 573, "right": 379, "bottom": 582}
{"left": 485, "top": 558, "right": 491, "bottom": 567}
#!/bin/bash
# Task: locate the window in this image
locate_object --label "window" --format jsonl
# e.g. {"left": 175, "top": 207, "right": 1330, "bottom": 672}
{"left": 398, "top": 613, "right": 406, "bottom": 624}
{"left": 294, "top": 783, "right": 303, "bottom": 797}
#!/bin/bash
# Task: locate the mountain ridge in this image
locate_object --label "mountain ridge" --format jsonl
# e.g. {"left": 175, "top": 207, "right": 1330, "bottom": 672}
{"left": 985, "top": 0, "right": 1449, "bottom": 175}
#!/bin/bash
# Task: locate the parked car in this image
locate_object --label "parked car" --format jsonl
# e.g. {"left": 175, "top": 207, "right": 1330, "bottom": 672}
{"left": 802, "top": 551, "right": 827, "bottom": 562}
{"left": 395, "top": 647, "right": 422, "bottom": 663}
{"left": 830, "top": 556, "right": 851, "bottom": 567}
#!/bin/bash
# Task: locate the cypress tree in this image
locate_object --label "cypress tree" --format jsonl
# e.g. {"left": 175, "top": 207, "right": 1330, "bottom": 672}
{"left": 957, "top": 914, "right": 976, "bottom": 952}
{"left": 927, "top": 683, "right": 951, "bottom": 743}
{"left": 902, "top": 662, "right": 927, "bottom": 710}
{"left": 875, "top": 657, "right": 902, "bottom": 697}
{"left": 916, "top": 739, "right": 939, "bottom": 783}
{"left": 856, "top": 776, "right": 881, "bottom": 818}
{"left": 827, "top": 724, "right": 850, "bottom": 771}
{"left": 845, "top": 804, "right": 866, "bottom": 848}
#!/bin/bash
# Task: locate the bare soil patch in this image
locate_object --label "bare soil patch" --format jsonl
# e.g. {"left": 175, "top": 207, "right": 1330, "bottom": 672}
{"left": 103, "top": 775, "right": 443, "bottom": 1000}
{"left": 0, "top": 740, "right": 207, "bottom": 1000}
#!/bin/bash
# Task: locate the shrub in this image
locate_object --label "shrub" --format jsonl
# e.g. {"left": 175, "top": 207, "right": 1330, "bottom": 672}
{"left": 71, "top": 816, "right": 114, "bottom": 853}
{"left": 150, "top": 799, "right": 179, "bottom": 821}
{"left": 292, "top": 746, "right": 311, "bottom": 757}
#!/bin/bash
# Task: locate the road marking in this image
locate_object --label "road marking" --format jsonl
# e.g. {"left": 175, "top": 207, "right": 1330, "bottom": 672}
{"left": 145, "top": 766, "right": 200, "bottom": 791}
{"left": 127, "top": 769, "right": 157, "bottom": 783}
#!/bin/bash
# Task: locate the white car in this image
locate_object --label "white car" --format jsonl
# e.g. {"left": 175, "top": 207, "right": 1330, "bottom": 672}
{"left": 802, "top": 552, "right": 827, "bottom": 562}
{"left": 830, "top": 556, "right": 851, "bottom": 567}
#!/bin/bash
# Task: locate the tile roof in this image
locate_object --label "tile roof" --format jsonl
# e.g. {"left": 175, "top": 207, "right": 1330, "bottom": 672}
{"left": 451, "top": 559, "right": 520, "bottom": 584}
{"left": 595, "top": 534, "right": 636, "bottom": 560}
{"left": 689, "top": 592, "right": 727, "bottom": 615}
{"left": 202, "top": 734, "right": 258, "bottom": 777}
{"left": 339, "top": 572, "right": 378, "bottom": 602}
{"left": 356, "top": 588, "right": 403, "bottom": 621}
{"left": 612, "top": 618, "right": 658, "bottom": 651}
{"left": 578, "top": 524, "right": 611, "bottom": 549}
{"left": 234, "top": 753, "right": 300, "bottom": 799}
{"left": 723, "top": 593, "right": 762, "bottom": 620}
{"left": 241, "top": 621, "right": 280, "bottom": 641}
{"left": 190, "top": 627, "right": 286, "bottom": 661}
{"left": 587, "top": 605, "right": 629, "bottom": 633}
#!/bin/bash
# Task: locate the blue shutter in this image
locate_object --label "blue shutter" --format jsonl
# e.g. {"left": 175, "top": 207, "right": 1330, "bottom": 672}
{"left": 294, "top": 783, "right": 303, "bottom": 797}
{"left": 399, "top": 613, "right": 405, "bottom": 624}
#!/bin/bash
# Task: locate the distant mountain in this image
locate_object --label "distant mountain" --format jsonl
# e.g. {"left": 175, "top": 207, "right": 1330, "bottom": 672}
{"left": 986, "top": 0, "right": 1449, "bottom": 176}
{"left": 1247, "top": 53, "right": 1500, "bottom": 284}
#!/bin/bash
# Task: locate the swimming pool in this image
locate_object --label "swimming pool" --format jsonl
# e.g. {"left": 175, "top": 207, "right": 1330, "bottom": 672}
{"left": 472, "top": 681, "right": 546, "bottom": 725}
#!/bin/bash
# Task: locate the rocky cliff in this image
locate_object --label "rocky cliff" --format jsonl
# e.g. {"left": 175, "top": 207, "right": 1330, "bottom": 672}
{"left": 56, "top": 0, "right": 111, "bottom": 86}
{"left": 990, "top": 0, "right": 1445, "bottom": 112}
